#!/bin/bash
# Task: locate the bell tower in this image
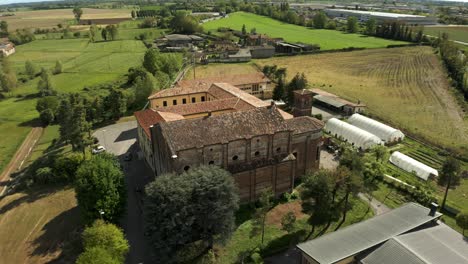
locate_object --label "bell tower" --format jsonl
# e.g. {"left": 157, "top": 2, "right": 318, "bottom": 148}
{"left": 292, "top": 89, "right": 313, "bottom": 117}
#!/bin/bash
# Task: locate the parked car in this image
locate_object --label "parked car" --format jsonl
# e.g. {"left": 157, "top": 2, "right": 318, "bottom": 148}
{"left": 92, "top": 145, "right": 106, "bottom": 154}
{"left": 124, "top": 152, "right": 133, "bottom": 161}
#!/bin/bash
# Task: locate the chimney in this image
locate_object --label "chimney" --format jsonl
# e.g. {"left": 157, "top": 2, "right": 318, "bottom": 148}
{"left": 429, "top": 202, "right": 439, "bottom": 216}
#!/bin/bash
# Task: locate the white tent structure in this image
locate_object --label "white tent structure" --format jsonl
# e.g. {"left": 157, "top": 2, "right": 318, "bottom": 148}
{"left": 324, "top": 118, "right": 383, "bottom": 150}
{"left": 389, "top": 151, "right": 438, "bottom": 181}
{"left": 348, "top": 114, "right": 404, "bottom": 143}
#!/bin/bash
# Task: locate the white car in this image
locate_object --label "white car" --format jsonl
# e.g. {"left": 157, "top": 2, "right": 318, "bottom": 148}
{"left": 92, "top": 145, "right": 106, "bottom": 154}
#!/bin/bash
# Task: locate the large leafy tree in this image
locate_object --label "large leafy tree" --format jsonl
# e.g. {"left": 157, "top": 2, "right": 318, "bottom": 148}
{"left": 439, "top": 157, "right": 461, "bottom": 210}
{"left": 144, "top": 166, "right": 239, "bottom": 263}
{"left": 37, "top": 68, "right": 55, "bottom": 97}
{"left": 250, "top": 188, "right": 274, "bottom": 245}
{"left": 82, "top": 219, "right": 129, "bottom": 262}
{"left": 0, "top": 56, "right": 17, "bottom": 93}
{"left": 301, "top": 169, "right": 333, "bottom": 239}
{"left": 313, "top": 11, "right": 328, "bottom": 29}
{"left": 25, "top": 60, "right": 38, "bottom": 79}
{"left": 75, "top": 154, "right": 126, "bottom": 224}
{"left": 272, "top": 77, "right": 285, "bottom": 101}
{"left": 456, "top": 211, "right": 468, "bottom": 236}
{"left": 104, "top": 88, "right": 127, "bottom": 120}
{"left": 347, "top": 16, "right": 359, "bottom": 33}
{"left": 134, "top": 71, "right": 155, "bottom": 105}
{"left": 73, "top": 7, "right": 83, "bottom": 22}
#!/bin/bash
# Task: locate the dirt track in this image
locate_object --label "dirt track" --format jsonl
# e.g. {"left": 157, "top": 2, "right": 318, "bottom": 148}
{"left": 0, "top": 127, "right": 43, "bottom": 196}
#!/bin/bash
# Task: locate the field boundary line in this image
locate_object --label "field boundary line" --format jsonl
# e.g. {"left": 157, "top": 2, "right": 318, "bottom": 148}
{"left": 0, "top": 127, "right": 43, "bottom": 197}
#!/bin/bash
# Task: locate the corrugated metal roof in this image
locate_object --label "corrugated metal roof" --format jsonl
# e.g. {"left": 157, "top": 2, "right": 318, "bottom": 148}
{"left": 362, "top": 223, "right": 468, "bottom": 264}
{"left": 314, "top": 95, "right": 346, "bottom": 108}
{"left": 297, "top": 203, "right": 442, "bottom": 264}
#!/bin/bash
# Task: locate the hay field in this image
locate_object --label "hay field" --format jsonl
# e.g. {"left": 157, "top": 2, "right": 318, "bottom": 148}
{"left": 0, "top": 187, "right": 81, "bottom": 263}
{"left": 424, "top": 26, "right": 468, "bottom": 43}
{"left": 203, "top": 12, "right": 407, "bottom": 50}
{"left": 257, "top": 46, "right": 468, "bottom": 154}
{"left": 2, "top": 8, "right": 131, "bottom": 31}
{"left": 191, "top": 47, "right": 467, "bottom": 154}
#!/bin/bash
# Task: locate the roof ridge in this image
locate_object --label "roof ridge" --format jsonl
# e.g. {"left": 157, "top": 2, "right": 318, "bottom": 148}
{"left": 391, "top": 237, "right": 429, "bottom": 264}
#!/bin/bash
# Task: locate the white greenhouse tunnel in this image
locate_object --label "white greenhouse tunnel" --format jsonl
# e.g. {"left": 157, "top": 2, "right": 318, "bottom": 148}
{"left": 348, "top": 114, "right": 405, "bottom": 143}
{"left": 324, "top": 118, "right": 384, "bottom": 150}
{"left": 389, "top": 151, "right": 439, "bottom": 181}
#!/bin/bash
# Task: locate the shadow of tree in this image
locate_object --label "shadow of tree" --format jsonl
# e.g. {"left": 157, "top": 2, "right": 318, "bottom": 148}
{"left": 0, "top": 186, "right": 58, "bottom": 216}
{"left": 30, "top": 206, "right": 82, "bottom": 264}
{"left": 115, "top": 128, "right": 137, "bottom": 143}
{"left": 18, "top": 118, "right": 42, "bottom": 127}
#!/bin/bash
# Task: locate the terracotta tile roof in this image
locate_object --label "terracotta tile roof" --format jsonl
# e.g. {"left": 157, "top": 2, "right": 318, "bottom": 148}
{"left": 148, "top": 85, "right": 208, "bottom": 99}
{"left": 175, "top": 72, "right": 270, "bottom": 90}
{"left": 156, "top": 111, "right": 185, "bottom": 122}
{"left": 158, "top": 98, "right": 239, "bottom": 116}
{"left": 157, "top": 107, "right": 291, "bottom": 153}
{"left": 134, "top": 109, "right": 164, "bottom": 138}
{"left": 209, "top": 83, "right": 270, "bottom": 108}
{"left": 286, "top": 116, "right": 324, "bottom": 134}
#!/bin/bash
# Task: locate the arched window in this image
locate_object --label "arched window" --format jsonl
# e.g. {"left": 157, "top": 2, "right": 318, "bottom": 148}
{"left": 276, "top": 147, "right": 281, "bottom": 152}
{"left": 232, "top": 155, "right": 238, "bottom": 161}
{"left": 254, "top": 151, "right": 260, "bottom": 157}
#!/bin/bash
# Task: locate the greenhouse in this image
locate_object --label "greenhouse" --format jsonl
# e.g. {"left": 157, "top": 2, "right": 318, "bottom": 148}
{"left": 389, "top": 151, "right": 438, "bottom": 181}
{"left": 348, "top": 114, "right": 404, "bottom": 143}
{"left": 324, "top": 118, "right": 383, "bottom": 150}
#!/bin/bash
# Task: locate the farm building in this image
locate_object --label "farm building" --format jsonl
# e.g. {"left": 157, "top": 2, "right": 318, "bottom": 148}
{"left": 297, "top": 203, "right": 468, "bottom": 264}
{"left": 0, "top": 41, "right": 15, "bottom": 57}
{"left": 311, "top": 89, "right": 366, "bottom": 115}
{"left": 324, "top": 9, "right": 437, "bottom": 25}
{"left": 348, "top": 113, "right": 404, "bottom": 143}
{"left": 324, "top": 118, "right": 383, "bottom": 150}
{"left": 389, "top": 151, "right": 439, "bottom": 181}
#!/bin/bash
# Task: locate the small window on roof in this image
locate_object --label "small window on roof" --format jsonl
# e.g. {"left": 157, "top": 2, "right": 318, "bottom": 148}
{"left": 173, "top": 99, "right": 177, "bottom": 105}
{"left": 182, "top": 98, "right": 187, "bottom": 104}
{"left": 192, "top": 97, "right": 196, "bottom": 103}
{"left": 201, "top": 96, "right": 205, "bottom": 102}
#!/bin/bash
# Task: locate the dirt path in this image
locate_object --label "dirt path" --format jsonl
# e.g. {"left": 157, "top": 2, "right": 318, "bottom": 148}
{"left": 358, "top": 193, "right": 391, "bottom": 215}
{"left": 0, "top": 127, "right": 43, "bottom": 196}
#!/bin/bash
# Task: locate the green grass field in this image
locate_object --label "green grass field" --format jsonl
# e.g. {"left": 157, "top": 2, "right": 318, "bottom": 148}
{"left": 0, "top": 38, "right": 147, "bottom": 174}
{"left": 203, "top": 12, "right": 407, "bottom": 50}
{"left": 424, "top": 26, "right": 468, "bottom": 43}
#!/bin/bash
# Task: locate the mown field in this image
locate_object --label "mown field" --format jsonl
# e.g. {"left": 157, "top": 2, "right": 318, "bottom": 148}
{"left": 424, "top": 26, "right": 468, "bottom": 43}
{"left": 203, "top": 12, "right": 407, "bottom": 50}
{"left": 190, "top": 47, "right": 468, "bottom": 156}
{"left": 0, "top": 38, "right": 146, "bottom": 174}
{"left": 0, "top": 186, "right": 81, "bottom": 263}
{"left": 1, "top": 8, "right": 132, "bottom": 31}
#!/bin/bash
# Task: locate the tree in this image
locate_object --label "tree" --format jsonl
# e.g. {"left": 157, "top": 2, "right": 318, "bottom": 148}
{"left": 365, "top": 18, "right": 376, "bottom": 35}
{"left": 25, "top": 60, "right": 38, "bottom": 79}
{"left": 36, "top": 96, "right": 59, "bottom": 125}
{"left": 134, "top": 71, "right": 155, "bottom": 105}
{"left": 76, "top": 247, "right": 119, "bottom": 264}
{"left": 281, "top": 211, "right": 296, "bottom": 234}
{"left": 142, "top": 48, "right": 160, "bottom": 75}
{"left": 251, "top": 188, "right": 274, "bottom": 245}
{"left": 101, "top": 28, "right": 108, "bottom": 41}
{"left": 0, "top": 56, "right": 17, "bottom": 93}
{"left": 336, "top": 168, "right": 362, "bottom": 230}
{"left": 131, "top": 10, "right": 136, "bottom": 19}
{"left": 241, "top": 24, "right": 246, "bottom": 35}
{"left": 313, "top": 11, "right": 327, "bottom": 29}
{"left": 89, "top": 24, "right": 98, "bottom": 42}
{"left": 347, "top": 16, "right": 359, "bottom": 33}
{"left": 439, "top": 157, "right": 461, "bottom": 211}
{"left": 170, "top": 11, "right": 202, "bottom": 34}
{"left": 53, "top": 60, "right": 63, "bottom": 74}
{"left": 286, "top": 73, "right": 308, "bottom": 106}
{"left": 325, "top": 20, "right": 337, "bottom": 30}
{"left": 0, "top": 21, "right": 8, "bottom": 37}
{"left": 104, "top": 89, "right": 126, "bottom": 120}
{"left": 272, "top": 77, "right": 285, "bottom": 101}
{"left": 82, "top": 219, "right": 129, "bottom": 262}
{"left": 144, "top": 166, "right": 239, "bottom": 263}
{"left": 73, "top": 7, "right": 83, "bottom": 22}
{"left": 106, "top": 25, "right": 119, "bottom": 41}
{"left": 37, "top": 68, "right": 55, "bottom": 96}
{"left": 370, "top": 145, "right": 389, "bottom": 163}
{"left": 69, "top": 102, "right": 92, "bottom": 155}
{"left": 456, "top": 211, "right": 468, "bottom": 236}
{"left": 301, "top": 170, "right": 333, "bottom": 239}
{"left": 75, "top": 154, "right": 126, "bottom": 224}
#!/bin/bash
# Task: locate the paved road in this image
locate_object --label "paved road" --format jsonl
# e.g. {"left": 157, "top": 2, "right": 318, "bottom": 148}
{"left": 0, "top": 127, "right": 43, "bottom": 196}
{"left": 94, "top": 121, "right": 154, "bottom": 264}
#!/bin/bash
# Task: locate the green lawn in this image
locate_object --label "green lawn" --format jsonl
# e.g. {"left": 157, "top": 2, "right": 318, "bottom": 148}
{"left": 0, "top": 38, "right": 147, "bottom": 174}
{"left": 424, "top": 26, "right": 468, "bottom": 43}
{"left": 216, "top": 197, "right": 374, "bottom": 263}
{"left": 203, "top": 12, "right": 407, "bottom": 50}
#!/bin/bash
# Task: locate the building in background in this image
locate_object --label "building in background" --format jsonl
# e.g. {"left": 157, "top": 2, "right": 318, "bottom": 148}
{"left": 324, "top": 9, "right": 437, "bottom": 25}
{"left": 0, "top": 41, "right": 15, "bottom": 57}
